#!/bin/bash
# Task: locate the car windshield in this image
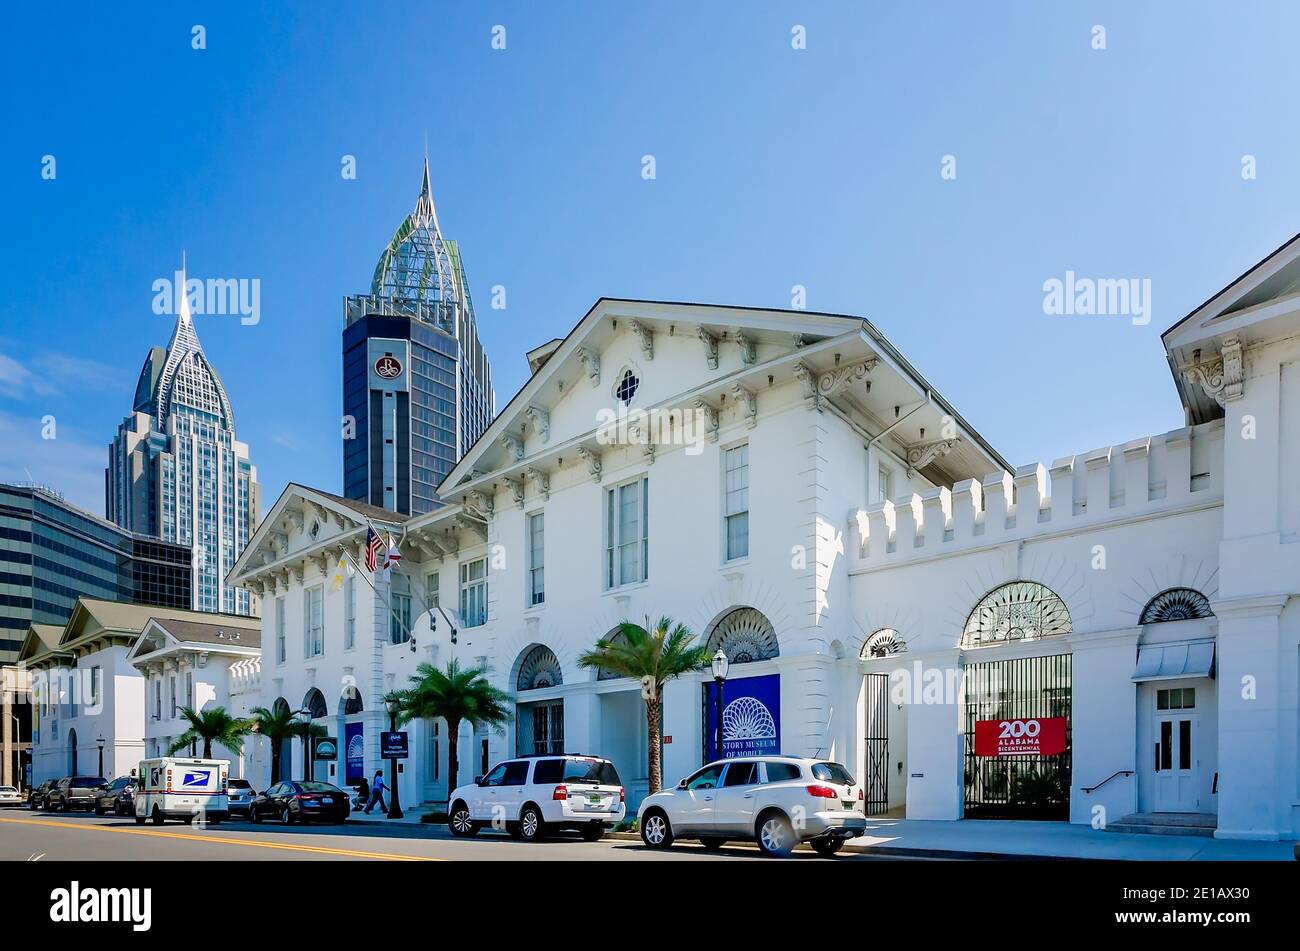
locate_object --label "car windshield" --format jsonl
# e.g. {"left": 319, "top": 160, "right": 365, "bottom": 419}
{"left": 0, "top": 786, "right": 15, "bottom": 792}
{"left": 561, "top": 760, "right": 621, "bottom": 786}
{"left": 811, "top": 763, "right": 856, "bottom": 785}
{"left": 298, "top": 782, "right": 339, "bottom": 793}
{"left": 72, "top": 777, "right": 106, "bottom": 787}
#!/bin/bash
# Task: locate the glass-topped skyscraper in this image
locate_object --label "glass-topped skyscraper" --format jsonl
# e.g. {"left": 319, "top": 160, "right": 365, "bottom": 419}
{"left": 106, "top": 267, "right": 259, "bottom": 616}
{"left": 343, "top": 160, "right": 495, "bottom": 515}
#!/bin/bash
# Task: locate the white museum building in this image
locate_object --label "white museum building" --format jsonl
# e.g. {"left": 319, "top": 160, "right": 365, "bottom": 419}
{"left": 230, "top": 236, "right": 1300, "bottom": 840}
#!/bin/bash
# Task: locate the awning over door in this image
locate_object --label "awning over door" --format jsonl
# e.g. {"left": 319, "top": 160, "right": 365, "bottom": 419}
{"left": 1132, "top": 640, "right": 1215, "bottom": 682}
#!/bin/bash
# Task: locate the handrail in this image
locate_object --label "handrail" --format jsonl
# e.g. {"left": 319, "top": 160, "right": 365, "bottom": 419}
{"left": 1081, "top": 769, "right": 1134, "bottom": 794}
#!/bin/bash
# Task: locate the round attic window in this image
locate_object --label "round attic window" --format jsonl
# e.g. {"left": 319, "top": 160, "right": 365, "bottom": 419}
{"left": 615, "top": 368, "right": 640, "bottom": 405}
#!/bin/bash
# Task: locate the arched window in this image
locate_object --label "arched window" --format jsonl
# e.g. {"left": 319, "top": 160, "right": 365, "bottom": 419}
{"left": 517, "top": 645, "right": 563, "bottom": 690}
{"left": 705, "top": 607, "right": 779, "bottom": 664}
{"left": 595, "top": 625, "right": 646, "bottom": 681}
{"left": 861, "top": 628, "right": 908, "bottom": 659}
{"left": 1139, "top": 588, "right": 1213, "bottom": 624}
{"left": 303, "top": 687, "right": 328, "bottom": 719}
{"left": 341, "top": 685, "right": 364, "bottom": 716}
{"left": 962, "top": 581, "right": 1072, "bottom": 648}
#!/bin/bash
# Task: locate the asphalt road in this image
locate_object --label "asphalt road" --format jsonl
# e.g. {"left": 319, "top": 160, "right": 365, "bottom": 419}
{"left": 0, "top": 807, "right": 927, "bottom": 862}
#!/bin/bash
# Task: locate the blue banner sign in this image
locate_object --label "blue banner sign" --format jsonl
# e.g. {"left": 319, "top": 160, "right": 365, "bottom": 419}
{"left": 345, "top": 722, "right": 364, "bottom": 781}
{"left": 703, "top": 673, "right": 780, "bottom": 761}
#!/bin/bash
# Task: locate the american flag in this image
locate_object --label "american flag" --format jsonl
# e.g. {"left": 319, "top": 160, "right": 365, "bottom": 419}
{"left": 364, "top": 526, "right": 384, "bottom": 573}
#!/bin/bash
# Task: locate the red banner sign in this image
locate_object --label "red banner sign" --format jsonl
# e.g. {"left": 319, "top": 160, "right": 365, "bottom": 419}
{"left": 974, "top": 717, "right": 1067, "bottom": 757}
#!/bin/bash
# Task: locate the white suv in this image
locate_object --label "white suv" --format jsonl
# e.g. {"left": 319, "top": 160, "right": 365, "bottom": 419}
{"left": 447, "top": 754, "right": 626, "bottom": 842}
{"left": 637, "top": 756, "right": 866, "bottom": 857}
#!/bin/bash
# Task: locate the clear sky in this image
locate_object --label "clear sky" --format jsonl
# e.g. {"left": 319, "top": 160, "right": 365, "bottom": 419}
{"left": 4, "top": 1, "right": 1300, "bottom": 515}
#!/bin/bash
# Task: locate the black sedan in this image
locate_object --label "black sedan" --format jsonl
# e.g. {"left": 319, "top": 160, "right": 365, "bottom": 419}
{"left": 93, "top": 776, "right": 137, "bottom": 816}
{"left": 249, "top": 780, "right": 350, "bottom": 824}
{"left": 28, "top": 779, "right": 59, "bottom": 810}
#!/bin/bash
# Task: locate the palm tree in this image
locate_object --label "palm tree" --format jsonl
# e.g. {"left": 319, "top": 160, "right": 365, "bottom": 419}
{"left": 577, "top": 616, "right": 710, "bottom": 794}
{"left": 166, "top": 706, "right": 254, "bottom": 759}
{"left": 391, "top": 660, "right": 511, "bottom": 794}
{"left": 250, "top": 705, "right": 299, "bottom": 784}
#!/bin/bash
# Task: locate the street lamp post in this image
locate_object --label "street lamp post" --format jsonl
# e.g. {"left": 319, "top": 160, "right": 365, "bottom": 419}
{"left": 710, "top": 650, "right": 729, "bottom": 761}
{"left": 385, "top": 697, "right": 404, "bottom": 819}
{"left": 96, "top": 733, "right": 105, "bottom": 777}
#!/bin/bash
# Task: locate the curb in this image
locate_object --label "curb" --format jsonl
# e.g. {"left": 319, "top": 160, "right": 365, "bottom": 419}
{"left": 607, "top": 830, "right": 1096, "bottom": 860}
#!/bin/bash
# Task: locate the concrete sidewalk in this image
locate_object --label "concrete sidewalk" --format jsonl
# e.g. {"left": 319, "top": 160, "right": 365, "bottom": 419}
{"left": 841, "top": 817, "right": 1296, "bottom": 861}
{"left": 346, "top": 807, "right": 434, "bottom": 826}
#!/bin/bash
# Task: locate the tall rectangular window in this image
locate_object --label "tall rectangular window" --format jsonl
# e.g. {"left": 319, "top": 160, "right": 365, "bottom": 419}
{"left": 169, "top": 676, "right": 177, "bottom": 718}
{"left": 527, "top": 512, "right": 545, "bottom": 606}
{"left": 89, "top": 666, "right": 102, "bottom": 710}
{"left": 153, "top": 679, "right": 162, "bottom": 720}
{"left": 304, "top": 586, "right": 324, "bottom": 657}
{"left": 605, "top": 477, "right": 648, "bottom": 588}
{"left": 459, "top": 558, "right": 487, "bottom": 628}
{"left": 344, "top": 576, "right": 356, "bottom": 650}
{"left": 390, "top": 573, "right": 412, "bottom": 644}
{"left": 275, "top": 597, "right": 286, "bottom": 664}
{"left": 185, "top": 671, "right": 193, "bottom": 710}
{"left": 723, "top": 444, "right": 749, "bottom": 561}
{"left": 877, "top": 464, "right": 894, "bottom": 504}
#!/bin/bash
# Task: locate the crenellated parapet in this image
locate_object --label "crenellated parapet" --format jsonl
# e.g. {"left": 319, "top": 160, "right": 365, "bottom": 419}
{"left": 849, "top": 420, "right": 1224, "bottom": 566}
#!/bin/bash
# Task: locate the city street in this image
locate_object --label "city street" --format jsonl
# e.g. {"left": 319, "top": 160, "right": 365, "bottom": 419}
{"left": 0, "top": 810, "right": 929, "bottom": 862}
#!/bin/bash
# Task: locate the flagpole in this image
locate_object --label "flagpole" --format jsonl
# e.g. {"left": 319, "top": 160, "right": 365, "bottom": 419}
{"left": 337, "top": 534, "right": 416, "bottom": 645}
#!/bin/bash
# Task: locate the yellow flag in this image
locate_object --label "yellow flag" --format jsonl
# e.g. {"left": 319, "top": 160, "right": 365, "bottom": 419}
{"left": 330, "top": 555, "right": 349, "bottom": 591}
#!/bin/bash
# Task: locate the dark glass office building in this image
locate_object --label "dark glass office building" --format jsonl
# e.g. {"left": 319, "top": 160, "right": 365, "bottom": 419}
{"left": 0, "top": 483, "right": 191, "bottom": 662}
{"left": 343, "top": 160, "right": 495, "bottom": 515}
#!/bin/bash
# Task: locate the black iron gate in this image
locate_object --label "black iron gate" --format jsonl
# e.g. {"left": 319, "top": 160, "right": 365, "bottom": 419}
{"left": 864, "top": 673, "right": 889, "bottom": 815}
{"left": 962, "top": 653, "right": 1071, "bottom": 820}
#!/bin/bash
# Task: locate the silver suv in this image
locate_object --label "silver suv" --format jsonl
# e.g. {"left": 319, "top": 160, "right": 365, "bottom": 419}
{"left": 448, "top": 754, "right": 626, "bottom": 842}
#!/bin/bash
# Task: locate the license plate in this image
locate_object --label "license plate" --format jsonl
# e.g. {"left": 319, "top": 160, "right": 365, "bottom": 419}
{"left": 588, "top": 795, "right": 601, "bottom": 803}
{"left": 841, "top": 801, "right": 854, "bottom": 810}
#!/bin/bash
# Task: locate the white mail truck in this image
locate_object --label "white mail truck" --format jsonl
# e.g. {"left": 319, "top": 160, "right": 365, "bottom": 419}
{"left": 134, "top": 757, "right": 229, "bottom": 825}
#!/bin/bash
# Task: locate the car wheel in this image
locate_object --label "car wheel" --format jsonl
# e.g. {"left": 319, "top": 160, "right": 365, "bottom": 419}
{"left": 250, "top": 807, "right": 261, "bottom": 824}
{"left": 517, "top": 804, "right": 545, "bottom": 842}
{"left": 280, "top": 806, "right": 293, "bottom": 825}
{"left": 151, "top": 806, "right": 164, "bottom": 825}
{"left": 756, "top": 811, "right": 795, "bottom": 858}
{"left": 579, "top": 824, "right": 605, "bottom": 842}
{"left": 134, "top": 814, "right": 146, "bottom": 825}
{"left": 700, "top": 837, "right": 726, "bottom": 851}
{"left": 640, "top": 809, "right": 674, "bottom": 849}
{"left": 811, "top": 838, "right": 844, "bottom": 857}
{"left": 448, "top": 801, "right": 478, "bottom": 837}
{"left": 94, "top": 802, "right": 104, "bottom": 816}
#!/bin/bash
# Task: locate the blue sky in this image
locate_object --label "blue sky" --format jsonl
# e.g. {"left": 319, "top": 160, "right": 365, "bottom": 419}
{"left": 4, "top": 1, "right": 1300, "bottom": 514}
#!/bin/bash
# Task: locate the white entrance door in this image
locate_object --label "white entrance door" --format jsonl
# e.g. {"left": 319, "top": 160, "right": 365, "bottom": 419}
{"left": 1153, "top": 712, "right": 1199, "bottom": 812}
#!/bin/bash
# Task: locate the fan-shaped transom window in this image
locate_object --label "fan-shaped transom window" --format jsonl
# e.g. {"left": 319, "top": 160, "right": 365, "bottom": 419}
{"left": 517, "top": 645, "right": 563, "bottom": 690}
{"left": 595, "top": 626, "right": 646, "bottom": 681}
{"left": 705, "top": 607, "right": 779, "bottom": 664}
{"left": 615, "top": 369, "right": 639, "bottom": 405}
{"left": 302, "top": 687, "right": 328, "bottom": 719}
{"left": 962, "top": 581, "right": 1072, "bottom": 649}
{"left": 1140, "top": 588, "right": 1213, "bottom": 625}
{"left": 862, "top": 628, "right": 907, "bottom": 659}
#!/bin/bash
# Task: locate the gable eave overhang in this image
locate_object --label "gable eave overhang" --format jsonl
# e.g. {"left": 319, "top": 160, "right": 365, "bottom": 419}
{"left": 439, "top": 298, "right": 1011, "bottom": 495}
{"left": 1163, "top": 231, "right": 1300, "bottom": 423}
{"left": 227, "top": 483, "right": 403, "bottom": 586}
{"left": 441, "top": 325, "right": 1010, "bottom": 502}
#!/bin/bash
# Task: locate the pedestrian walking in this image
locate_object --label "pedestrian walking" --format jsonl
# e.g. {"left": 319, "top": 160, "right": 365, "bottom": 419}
{"left": 364, "top": 769, "right": 388, "bottom": 815}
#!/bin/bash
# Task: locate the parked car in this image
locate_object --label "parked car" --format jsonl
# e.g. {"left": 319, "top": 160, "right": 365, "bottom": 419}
{"left": 29, "top": 779, "right": 59, "bottom": 810}
{"left": 637, "top": 756, "right": 866, "bottom": 857}
{"left": 447, "top": 754, "right": 625, "bottom": 842}
{"left": 226, "top": 778, "right": 254, "bottom": 817}
{"left": 93, "top": 776, "right": 136, "bottom": 816}
{"left": 46, "top": 776, "right": 108, "bottom": 812}
{"left": 249, "top": 780, "right": 350, "bottom": 824}
{"left": 0, "top": 785, "right": 23, "bottom": 806}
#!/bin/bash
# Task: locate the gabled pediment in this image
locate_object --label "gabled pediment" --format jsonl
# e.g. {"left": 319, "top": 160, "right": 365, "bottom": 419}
{"left": 1164, "top": 231, "right": 1300, "bottom": 423}
{"left": 440, "top": 299, "right": 863, "bottom": 491}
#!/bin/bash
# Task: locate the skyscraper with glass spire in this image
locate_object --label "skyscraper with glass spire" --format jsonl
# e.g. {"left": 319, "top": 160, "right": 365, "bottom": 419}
{"left": 106, "top": 263, "right": 259, "bottom": 616}
{"left": 343, "top": 160, "right": 495, "bottom": 515}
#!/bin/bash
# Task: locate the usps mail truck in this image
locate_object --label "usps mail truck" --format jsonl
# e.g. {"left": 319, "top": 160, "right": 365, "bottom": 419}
{"left": 134, "top": 757, "right": 229, "bottom": 825}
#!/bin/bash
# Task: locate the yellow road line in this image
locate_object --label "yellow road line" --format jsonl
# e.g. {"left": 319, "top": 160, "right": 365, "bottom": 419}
{"left": 0, "top": 815, "right": 441, "bottom": 861}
